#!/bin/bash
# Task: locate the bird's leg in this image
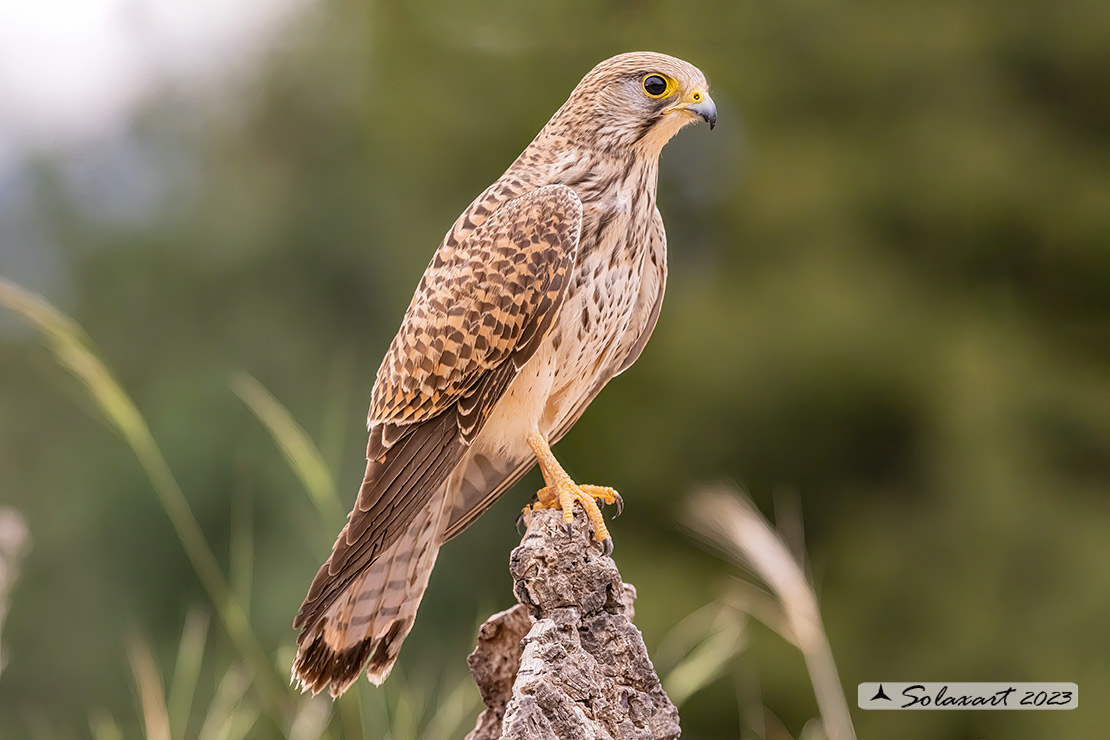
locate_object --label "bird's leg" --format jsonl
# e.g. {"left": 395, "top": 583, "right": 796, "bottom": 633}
{"left": 523, "top": 431, "right": 622, "bottom": 553}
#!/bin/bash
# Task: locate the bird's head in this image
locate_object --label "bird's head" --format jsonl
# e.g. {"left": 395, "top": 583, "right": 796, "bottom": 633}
{"left": 550, "top": 51, "right": 716, "bottom": 156}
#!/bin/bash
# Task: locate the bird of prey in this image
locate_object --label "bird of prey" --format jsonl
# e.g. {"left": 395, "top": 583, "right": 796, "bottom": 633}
{"left": 293, "top": 51, "right": 716, "bottom": 697}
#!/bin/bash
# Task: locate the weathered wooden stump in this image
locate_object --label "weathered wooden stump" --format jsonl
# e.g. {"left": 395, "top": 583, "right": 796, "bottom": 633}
{"left": 466, "top": 507, "right": 680, "bottom": 740}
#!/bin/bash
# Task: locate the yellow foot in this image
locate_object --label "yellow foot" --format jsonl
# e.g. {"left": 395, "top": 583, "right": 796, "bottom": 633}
{"left": 523, "top": 430, "right": 624, "bottom": 554}
{"left": 519, "top": 481, "right": 622, "bottom": 555}
{"left": 515, "top": 485, "right": 623, "bottom": 532}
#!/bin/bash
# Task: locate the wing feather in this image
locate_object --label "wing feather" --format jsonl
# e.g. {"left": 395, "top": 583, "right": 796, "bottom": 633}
{"left": 441, "top": 205, "right": 667, "bottom": 542}
{"left": 369, "top": 185, "right": 583, "bottom": 431}
{"left": 295, "top": 185, "right": 582, "bottom": 635}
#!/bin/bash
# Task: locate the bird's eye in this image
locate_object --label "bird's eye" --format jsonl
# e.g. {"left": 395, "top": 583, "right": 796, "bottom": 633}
{"left": 642, "top": 74, "right": 670, "bottom": 98}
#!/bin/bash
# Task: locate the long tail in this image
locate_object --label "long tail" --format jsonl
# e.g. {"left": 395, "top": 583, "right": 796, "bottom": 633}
{"left": 292, "top": 490, "right": 448, "bottom": 697}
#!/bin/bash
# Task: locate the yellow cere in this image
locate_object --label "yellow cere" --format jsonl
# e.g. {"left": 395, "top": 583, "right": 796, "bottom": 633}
{"left": 642, "top": 73, "right": 678, "bottom": 99}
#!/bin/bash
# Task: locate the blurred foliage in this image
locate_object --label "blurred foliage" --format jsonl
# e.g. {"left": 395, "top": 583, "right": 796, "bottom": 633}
{"left": 1, "top": 0, "right": 1108, "bottom": 738}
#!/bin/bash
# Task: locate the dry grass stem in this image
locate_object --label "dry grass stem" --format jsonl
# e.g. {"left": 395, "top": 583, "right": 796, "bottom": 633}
{"left": 687, "top": 486, "right": 856, "bottom": 740}
{"left": 126, "top": 637, "right": 173, "bottom": 740}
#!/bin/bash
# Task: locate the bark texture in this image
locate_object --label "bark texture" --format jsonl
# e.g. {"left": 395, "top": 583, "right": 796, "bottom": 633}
{"left": 466, "top": 507, "right": 680, "bottom": 740}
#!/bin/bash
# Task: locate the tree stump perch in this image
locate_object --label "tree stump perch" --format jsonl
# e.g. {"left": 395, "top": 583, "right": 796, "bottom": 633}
{"left": 466, "top": 507, "right": 680, "bottom": 740}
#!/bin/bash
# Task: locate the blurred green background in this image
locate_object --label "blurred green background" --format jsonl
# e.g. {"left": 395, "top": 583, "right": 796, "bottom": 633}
{"left": 1, "top": 0, "right": 1108, "bottom": 738}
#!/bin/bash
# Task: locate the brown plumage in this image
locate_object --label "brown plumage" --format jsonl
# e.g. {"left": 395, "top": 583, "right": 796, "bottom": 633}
{"left": 293, "top": 51, "right": 715, "bottom": 697}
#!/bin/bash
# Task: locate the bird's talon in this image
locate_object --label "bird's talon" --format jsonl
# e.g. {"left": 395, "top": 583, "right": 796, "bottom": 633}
{"left": 525, "top": 434, "right": 623, "bottom": 552}
{"left": 600, "top": 536, "right": 613, "bottom": 556}
{"left": 515, "top": 507, "right": 529, "bottom": 535}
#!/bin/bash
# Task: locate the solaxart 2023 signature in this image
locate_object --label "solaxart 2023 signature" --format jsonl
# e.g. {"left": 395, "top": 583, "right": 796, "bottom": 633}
{"left": 858, "top": 682, "right": 1078, "bottom": 710}
{"left": 899, "top": 684, "right": 1074, "bottom": 709}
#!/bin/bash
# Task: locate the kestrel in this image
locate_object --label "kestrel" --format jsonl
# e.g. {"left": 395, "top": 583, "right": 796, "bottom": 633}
{"left": 293, "top": 51, "right": 715, "bottom": 697}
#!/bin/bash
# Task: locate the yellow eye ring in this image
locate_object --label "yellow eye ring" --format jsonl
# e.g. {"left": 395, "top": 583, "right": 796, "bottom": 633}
{"left": 642, "top": 74, "right": 675, "bottom": 98}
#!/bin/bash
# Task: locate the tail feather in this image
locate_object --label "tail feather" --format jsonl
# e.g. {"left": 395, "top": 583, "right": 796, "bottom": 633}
{"left": 292, "top": 491, "right": 447, "bottom": 697}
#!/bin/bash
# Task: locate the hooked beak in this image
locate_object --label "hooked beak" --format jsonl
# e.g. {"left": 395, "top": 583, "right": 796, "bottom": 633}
{"left": 685, "top": 92, "right": 717, "bottom": 130}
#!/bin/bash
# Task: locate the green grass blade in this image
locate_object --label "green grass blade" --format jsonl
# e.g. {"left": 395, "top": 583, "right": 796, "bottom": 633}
{"left": 167, "top": 608, "right": 210, "bottom": 738}
{"left": 88, "top": 709, "right": 126, "bottom": 740}
{"left": 288, "top": 696, "right": 333, "bottom": 740}
{"left": 0, "top": 277, "right": 289, "bottom": 725}
{"left": 229, "top": 478, "right": 254, "bottom": 620}
{"left": 230, "top": 372, "right": 342, "bottom": 526}
{"left": 662, "top": 611, "right": 747, "bottom": 707}
{"left": 197, "top": 665, "right": 255, "bottom": 740}
{"left": 425, "top": 672, "right": 482, "bottom": 740}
